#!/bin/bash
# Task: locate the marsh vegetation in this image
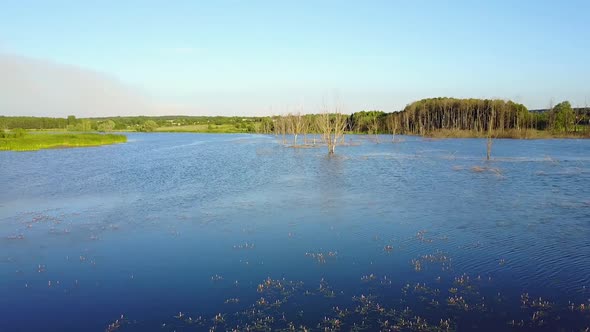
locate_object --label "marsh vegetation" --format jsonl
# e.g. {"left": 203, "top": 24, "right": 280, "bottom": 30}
{"left": 0, "top": 131, "right": 127, "bottom": 151}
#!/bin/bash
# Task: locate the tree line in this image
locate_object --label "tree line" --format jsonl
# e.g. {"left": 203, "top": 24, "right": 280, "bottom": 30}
{"left": 258, "top": 98, "right": 589, "bottom": 138}
{"left": 2, "top": 98, "right": 588, "bottom": 137}
{"left": 379, "top": 98, "right": 588, "bottom": 136}
{"left": 0, "top": 115, "right": 262, "bottom": 132}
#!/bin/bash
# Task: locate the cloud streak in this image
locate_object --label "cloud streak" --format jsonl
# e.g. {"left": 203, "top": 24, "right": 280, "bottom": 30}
{"left": 0, "top": 53, "right": 155, "bottom": 117}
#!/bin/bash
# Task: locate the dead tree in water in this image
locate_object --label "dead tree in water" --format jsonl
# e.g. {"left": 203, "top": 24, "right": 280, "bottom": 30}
{"left": 273, "top": 115, "right": 288, "bottom": 145}
{"left": 301, "top": 115, "right": 309, "bottom": 145}
{"left": 486, "top": 105, "right": 496, "bottom": 161}
{"left": 289, "top": 112, "right": 305, "bottom": 145}
{"left": 369, "top": 114, "right": 380, "bottom": 143}
{"left": 386, "top": 114, "right": 398, "bottom": 142}
{"left": 304, "top": 114, "right": 317, "bottom": 145}
{"left": 316, "top": 106, "right": 347, "bottom": 154}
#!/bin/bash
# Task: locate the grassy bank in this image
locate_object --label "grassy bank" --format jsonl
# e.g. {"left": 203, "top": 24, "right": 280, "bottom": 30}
{"left": 0, "top": 133, "right": 127, "bottom": 151}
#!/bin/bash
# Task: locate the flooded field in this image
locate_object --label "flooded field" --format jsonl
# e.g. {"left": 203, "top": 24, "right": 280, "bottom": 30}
{"left": 1, "top": 133, "right": 589, "bottom": 331}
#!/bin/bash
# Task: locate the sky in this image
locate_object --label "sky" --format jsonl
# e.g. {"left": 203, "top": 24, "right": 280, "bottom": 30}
{"left": 0, "top": 0, "right": 589, "bottom": 117}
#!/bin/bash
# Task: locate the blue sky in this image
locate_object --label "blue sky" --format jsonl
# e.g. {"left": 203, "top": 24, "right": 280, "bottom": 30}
{"left": 1, "top": 0, "right": 589, "bottom": 116}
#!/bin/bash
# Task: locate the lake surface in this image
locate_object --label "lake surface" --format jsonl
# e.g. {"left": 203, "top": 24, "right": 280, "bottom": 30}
{"left": 1, "top": 133, "right": 589, "bottom": 331}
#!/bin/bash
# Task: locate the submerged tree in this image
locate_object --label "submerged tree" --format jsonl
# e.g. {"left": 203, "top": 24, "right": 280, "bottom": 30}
{"left": 486, "top": 105, "right": 496, "bottom": 161}
{"left": 273, "top": 115, "right": 288, "bottom": 145}
{"left": 386, "top": 113, "right": 399, "bottom": 142}
{"left": 305, "top": 114, "right": 319, "bottom": 145}
{"left": 289, "top": 112, "right": 305, "bottom": 145}
{"left": 316, "top": 106, "right": 347, "bottom": 154}
{"left": 369, "top": 113, "right": 381, "bottom": 143}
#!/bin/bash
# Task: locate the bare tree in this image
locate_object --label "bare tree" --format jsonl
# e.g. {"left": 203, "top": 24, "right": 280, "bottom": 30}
{"left": 369, "top": 114, "right": 380, "bottom": 143}
{"left": 289, "top": 112, "right": 305, "bottom": 145}
{"left": 272, "top": 116, "right": 279, "bottom": 138}
{"left": 307, "top": 115, "right": 319, "bottom": 145}
{"left": 486, "top": 104, "right": 496, "bottom": 161}
{"left": 316, "top": 105, "right": 347, "bottom": 154}
{"left": 273, "top": 115, "right": 288, "bottom": 145}
{"left": 386, "top": 114, "right": 398, "bottom": 142}
{"left": 286, "top": 113, "right": 294, "bottom": 141}
{"left": 301, "top": 114, "right": 310, "bottom": 145}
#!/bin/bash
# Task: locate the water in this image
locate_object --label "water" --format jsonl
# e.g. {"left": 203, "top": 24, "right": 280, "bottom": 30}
{"left": 1, "top": 133, "right": 589, "bottom": 331}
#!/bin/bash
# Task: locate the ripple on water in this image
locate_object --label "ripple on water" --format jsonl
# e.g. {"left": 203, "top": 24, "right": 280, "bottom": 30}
{"left": 1, "top": 134, "right": 590, "bottom": 331}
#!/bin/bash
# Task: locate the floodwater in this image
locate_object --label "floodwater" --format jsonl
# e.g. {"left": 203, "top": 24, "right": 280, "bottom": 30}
{"left": 1, "top": 133, "right": 589, "bottom": 331}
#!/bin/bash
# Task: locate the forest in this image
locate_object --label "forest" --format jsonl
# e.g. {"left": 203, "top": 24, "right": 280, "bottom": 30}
{"left": 376, "top": 98, "right": 589, "bottom": 138}
{"left": 1, "top": 98, "right": 588, "bottom": 138}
